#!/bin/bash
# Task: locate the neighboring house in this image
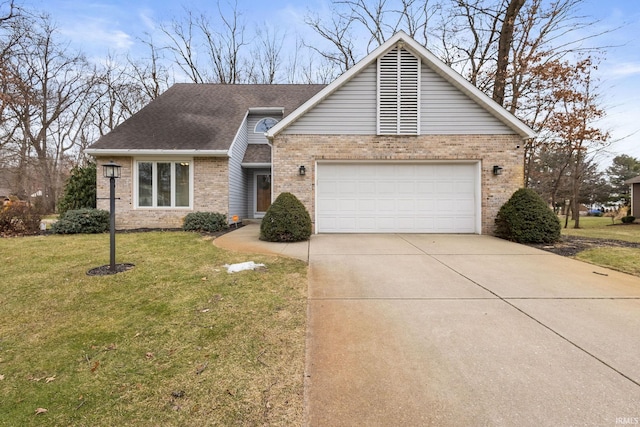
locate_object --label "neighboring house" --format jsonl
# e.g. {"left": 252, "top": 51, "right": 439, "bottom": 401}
{"left": 625, "top": 175, "right": 640, "bottom": 216}
{"left": 86, "top": 32, "right": 535, "bottom": 234}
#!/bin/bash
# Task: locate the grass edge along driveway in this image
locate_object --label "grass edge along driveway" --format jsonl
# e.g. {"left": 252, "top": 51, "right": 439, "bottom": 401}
{"left": 0, "top": 231, "right": 307, "bottom": 426}
{"left": 561, "top": 216, "right": 640, "bottom": 277}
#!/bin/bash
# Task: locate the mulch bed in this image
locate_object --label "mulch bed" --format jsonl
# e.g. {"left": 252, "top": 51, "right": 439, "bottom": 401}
{"left": 528, "top": 235, "right": 640, "bottom": 257}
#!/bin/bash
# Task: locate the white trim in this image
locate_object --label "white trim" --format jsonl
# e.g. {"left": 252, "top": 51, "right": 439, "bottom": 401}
{"left": 267, "top": 31, "right": 535, "bottom": 139}
{"left": 86, "top": 149, "right": 229, "bottom": 157}
{"left": 133, "top": 158, "right": 194, "bottom": 209}
{"left": 314, "top": 160, "right": 482, "bottom": 234}
{"left": 253, "top": 171, "right": 272, "bottom": 218}
{"left": 228, "top": 111, "right": 250, "bottom": 160}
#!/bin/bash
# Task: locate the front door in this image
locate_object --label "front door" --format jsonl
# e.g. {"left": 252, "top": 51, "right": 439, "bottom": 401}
{"left": 256, "top": 174, "right": 271, "bottom": 214}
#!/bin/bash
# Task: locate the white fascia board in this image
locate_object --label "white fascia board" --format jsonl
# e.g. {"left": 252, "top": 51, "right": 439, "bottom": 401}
{"left": 227, "top": 110, "right": 250, "bottom": 160}
{"left": 84, "top": 148, "right": 229, "bottom": 157}
{"left": 267, "top": 31, "right": 536, "bottom": 140}
{"left": 266, "top": 36, "right": 404, "bottom": 139}
{"left": 398, "top": 34, "right": 536, "bottom": 139}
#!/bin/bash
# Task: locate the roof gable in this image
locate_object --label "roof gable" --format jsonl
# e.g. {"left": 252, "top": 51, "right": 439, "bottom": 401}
{"left": 267, "top": 31, "right": 535, "bottom": 139}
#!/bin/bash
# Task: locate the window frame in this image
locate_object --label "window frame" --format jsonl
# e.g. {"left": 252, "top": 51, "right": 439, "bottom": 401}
{"left": 133, "top": 158, "right": 194, "bottom": 209}
{"left": 254, "top": 117, "right": 279, "bottom": 133}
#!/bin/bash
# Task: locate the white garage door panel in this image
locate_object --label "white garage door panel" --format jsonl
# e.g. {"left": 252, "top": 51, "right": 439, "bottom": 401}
{"left": 317, "top": 163, "right": 478, "bottom": 233}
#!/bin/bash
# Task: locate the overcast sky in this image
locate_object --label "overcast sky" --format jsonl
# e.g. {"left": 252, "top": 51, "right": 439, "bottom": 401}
{"left": 17, "top": 0, "right": 640, "bottom": 163}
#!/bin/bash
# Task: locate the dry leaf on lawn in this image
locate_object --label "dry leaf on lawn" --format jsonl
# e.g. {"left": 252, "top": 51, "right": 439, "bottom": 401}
{"left": 34, "top": 408, "right": 48, "bottom": 415}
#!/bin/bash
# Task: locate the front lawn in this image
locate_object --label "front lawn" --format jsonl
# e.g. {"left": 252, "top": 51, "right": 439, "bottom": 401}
{"left": 0, "top": 232, "right": 307, "bottom": 426}
{"left": 561, "top": 215, "right": 640, "bottom": 243}
{"left": 561, "top": 216, "right": 640, "bottom": 276}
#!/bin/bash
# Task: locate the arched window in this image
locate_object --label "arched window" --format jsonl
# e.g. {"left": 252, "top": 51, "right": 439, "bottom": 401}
{"left": 254, "top": 117, "right": 279, "bottom": 133}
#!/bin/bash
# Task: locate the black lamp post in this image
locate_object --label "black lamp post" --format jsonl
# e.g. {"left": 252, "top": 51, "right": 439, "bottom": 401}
{"left": 103, "top": 161, "right": 121, "bottom": 272}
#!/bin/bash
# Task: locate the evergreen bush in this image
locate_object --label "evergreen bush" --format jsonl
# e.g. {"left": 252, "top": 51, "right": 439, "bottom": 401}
{"left": 260, "top": 192, "right": 312, "bottom": 242}
{"left": 51, "top": 209, "right": 109, "bottom": 234}
{"left": 0, "top": 203, "right": 42, "bottom": 236}
{"left": 621, "top": 216, "right": 636, "bottom": 224}
{"left": 183, "top": 212, "right": 229, "bottom": 233}
{"left": 495, "top": 188, "right": 561, "bottom": 243}
{"left": 57, "top": 163, "right": 97, "bottom": 215}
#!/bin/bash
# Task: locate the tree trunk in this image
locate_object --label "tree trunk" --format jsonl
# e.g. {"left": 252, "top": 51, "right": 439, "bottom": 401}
{"left": 492, "top": 0, "right": 526, "bottom": 106}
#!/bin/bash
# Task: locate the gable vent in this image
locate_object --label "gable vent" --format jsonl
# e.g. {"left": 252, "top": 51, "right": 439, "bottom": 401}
{"left": 377, "top": 47, "right": 420, "bottom": 135}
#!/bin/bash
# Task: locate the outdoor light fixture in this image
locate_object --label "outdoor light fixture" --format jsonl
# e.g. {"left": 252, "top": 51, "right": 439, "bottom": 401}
{"left": 492, "top": 165, "right": 503, "bottom": 176}
{"left": 103, "top": 161, "right": 122, "bottom": 179}
{"left": 103, "top": 161, "right": 121, "bottom": 272}
{"left": 299, "top": 165, "right": 306, "bottom": 176}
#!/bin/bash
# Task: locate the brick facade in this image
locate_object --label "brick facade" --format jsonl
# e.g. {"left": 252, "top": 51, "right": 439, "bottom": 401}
{"left": 96, "top": 157, "right": 228, "bottom": 229}
{"left": 272, "top": 134, "right": 524, "bottom": 235}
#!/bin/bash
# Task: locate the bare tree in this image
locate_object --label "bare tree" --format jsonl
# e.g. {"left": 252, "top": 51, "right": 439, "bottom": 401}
{"left": 0, "top": 13, "right": 94, "bottom": 211}
{"left": 246, "top": 25, "right": 285, "bottom": 84}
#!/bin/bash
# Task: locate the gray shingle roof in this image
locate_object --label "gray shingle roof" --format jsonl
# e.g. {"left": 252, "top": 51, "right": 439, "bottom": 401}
{"left": 242, "top": 144, "right": 271, "bottom": 164}
{"left": 88, "top": 84, "right": 325, "bottom": 152}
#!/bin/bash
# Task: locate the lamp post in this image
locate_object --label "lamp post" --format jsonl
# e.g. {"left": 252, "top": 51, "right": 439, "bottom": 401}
{"left": 103, "top": 161, "right": 121, "bottom": 272}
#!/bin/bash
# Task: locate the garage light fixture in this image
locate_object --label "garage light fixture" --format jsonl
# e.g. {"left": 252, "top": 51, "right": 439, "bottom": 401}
{"left": 493, "top": 165, "right": 503, "bottom": 176}
{"left": 299, "top": 165, "right": 306, "bottom": 176}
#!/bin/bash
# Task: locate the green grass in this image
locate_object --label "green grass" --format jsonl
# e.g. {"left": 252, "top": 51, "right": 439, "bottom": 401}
{"left": 0, "top": 232, "right": 307, "bottom": 426}
{"left": 560, "top": 216, "right": 640, "bottom": 276}
{"left": 576, "top": 247, "right": 640, "bottom": 277}
{"left": 561, "top": 215, "right": 640, "bottom": 243}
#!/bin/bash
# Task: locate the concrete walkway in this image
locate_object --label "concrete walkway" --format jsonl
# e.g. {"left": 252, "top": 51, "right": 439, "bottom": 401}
{"left": 306, "top": 234, "right": 640, "bottom": 426}
{"left": 213, "top": 223, "right": 309, "bottom": 261}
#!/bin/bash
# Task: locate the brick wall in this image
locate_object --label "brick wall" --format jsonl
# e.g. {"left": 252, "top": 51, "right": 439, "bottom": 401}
{"left": 95, "top": 157, "right": 229, "bottom": 229}
{"left": 272, "top": 134, "right": 524, "bottom": 235}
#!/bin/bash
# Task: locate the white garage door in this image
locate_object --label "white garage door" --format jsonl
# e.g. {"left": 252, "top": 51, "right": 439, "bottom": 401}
{"left": 316, "top": 162, "right": 479, "bottom": 233}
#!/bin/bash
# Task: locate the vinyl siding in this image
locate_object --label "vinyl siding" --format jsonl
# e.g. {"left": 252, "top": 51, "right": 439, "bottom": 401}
{"left": 228, "top": 118, "right": 249, "bottom": 220}
{"left": 282, "top": 60, "right": 514, "bottom": 135}
{"left": 283, "top": 64, "right": 377, "bottom": 134}
{"left": 420, "top": 66, "right": 513, "bottom": 134}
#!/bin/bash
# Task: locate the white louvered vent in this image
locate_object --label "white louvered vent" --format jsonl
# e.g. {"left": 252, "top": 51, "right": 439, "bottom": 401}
{"left": 377, "top": 47, "right": 420, "bottom": 135}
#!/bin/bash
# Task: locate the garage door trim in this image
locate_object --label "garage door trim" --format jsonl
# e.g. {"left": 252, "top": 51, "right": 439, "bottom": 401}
{"left": 314, "top": 160, "right": 481, "bottom": 234}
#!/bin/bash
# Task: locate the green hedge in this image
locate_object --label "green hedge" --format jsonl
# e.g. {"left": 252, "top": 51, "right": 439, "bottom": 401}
{"left": 51, "top": 209, "right": 109, "bottom": 234}
{"left": 183, "top": 212, "right": 228, "bottom": 233}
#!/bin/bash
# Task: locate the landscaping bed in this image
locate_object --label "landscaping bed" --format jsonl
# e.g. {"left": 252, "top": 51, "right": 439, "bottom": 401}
{"left": 529, "top": 235, "right": 640, "bottom": 257}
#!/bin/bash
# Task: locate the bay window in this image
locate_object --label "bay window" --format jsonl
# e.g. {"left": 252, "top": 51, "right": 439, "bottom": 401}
{"left": 135, "top": 160, "right": 192, "bottom": 208}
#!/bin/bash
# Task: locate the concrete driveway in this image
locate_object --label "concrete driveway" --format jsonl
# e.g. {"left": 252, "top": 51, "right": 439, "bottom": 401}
{"left": 305, "top": 234, "right": 640, "bottom": 426}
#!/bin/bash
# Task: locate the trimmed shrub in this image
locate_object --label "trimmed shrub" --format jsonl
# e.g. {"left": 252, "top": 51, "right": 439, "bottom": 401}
{"left": 57, "top": 163, "right": 97, "bottom": 215}
{"left": 51, "top": 209, "right": 109, "bottom": 234}
{"left": 183, "top": 212, "right": 228, "bottom": 233}
{"left": 495, "top": 188, "right": 561, "bottom": 244}
{"left": 621, "top": 216, "right": 636, "bottom": 224}
{"left": 0, "top": 203, "right": 42, "bottom": 236}
{"left": 260, "top": 192, "right": 312, "bottom": 242}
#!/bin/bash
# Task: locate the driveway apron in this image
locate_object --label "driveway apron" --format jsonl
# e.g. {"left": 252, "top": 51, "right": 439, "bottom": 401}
{"left": 305, "top": 234, "right": 640, "bottom": 426}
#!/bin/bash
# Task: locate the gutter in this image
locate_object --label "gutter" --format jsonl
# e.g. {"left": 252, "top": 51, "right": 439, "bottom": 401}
{"left": 84, "top": 148, "right": 230, "bottom": 157}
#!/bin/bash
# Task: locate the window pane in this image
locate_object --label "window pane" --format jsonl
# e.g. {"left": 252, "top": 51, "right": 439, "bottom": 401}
{"left": 138, "top": 162, "right": 153, "bottom": 207}
{"left": 175, "top": 162, "right": 190, "bottom": 207}
{"left": 157, "top": 162, "right": 172, "bottom": 207}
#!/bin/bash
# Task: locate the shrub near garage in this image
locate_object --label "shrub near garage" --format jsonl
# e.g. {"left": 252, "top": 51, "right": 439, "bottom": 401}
{"left": 50, "top": 209, "right": 109, "bottom": 234}
{"left": 260, "top": 192, "right": 312, "bottom": 242}
{"left": 495, "top": 188, "right": 561, "bottom": 244}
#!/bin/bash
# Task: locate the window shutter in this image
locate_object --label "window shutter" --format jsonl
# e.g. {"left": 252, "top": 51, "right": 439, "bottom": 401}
{"left": 377, "top": 46, "right": 420, "bottom": 135}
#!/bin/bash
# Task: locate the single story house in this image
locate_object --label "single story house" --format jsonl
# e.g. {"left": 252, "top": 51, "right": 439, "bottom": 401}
{"left": 86, "top": 31, "right": 535, "bottom": 234}
{"left": 625, "top": 175, "right": 640, "bottom": 216}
